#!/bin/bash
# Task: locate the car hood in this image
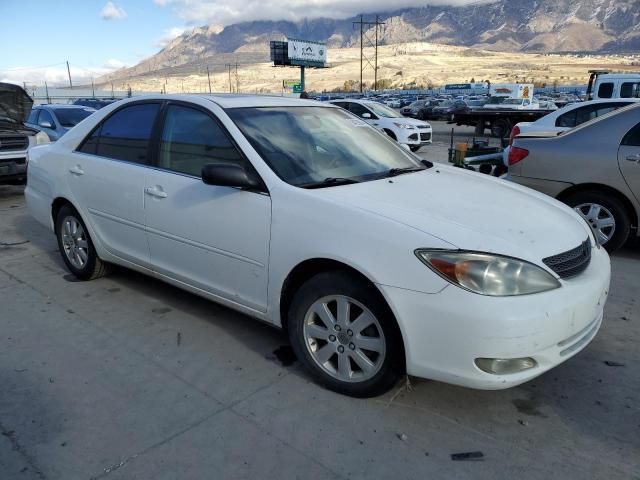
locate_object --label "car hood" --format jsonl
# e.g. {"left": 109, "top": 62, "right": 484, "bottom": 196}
{"left": 393, "top": 117, "right": 430, "bottom": 127}
{"left": 0, "top": 83, "right": 33, "bottom": 124}
{"left": 318, "top": 166, "right": 589, "bottom": 265}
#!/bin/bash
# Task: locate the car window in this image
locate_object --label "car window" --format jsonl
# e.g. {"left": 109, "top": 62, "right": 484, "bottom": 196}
{"left": 54, "top": 108, "right": 95, "bottom": 127}
{"left": 622, "top": 122, "right": 640, "bottom": 146}
{"left": 348, "top": 103, "right": 374, "bottom": 119}
{"left": 158, "top": 104, "right": 244, "bottom": 177}
{"left": 597, "top": 83, "right": 614, "bottom": 99}
{"left": 95, "top": 103, "right": 160, "bottom": 164}
{"left": 556, "top": 108, "right": 580, "bottom": 128}
{"left": 228, "top": 106, "right": 423, "bottom": 187}
{"left": 38, "top": 109, "right": 54, "bottom": 127}
{"left": 27, "top": 109, "right": 39, "bottom": 124}
{"left": 620, "top": 82, "right": 640, "bottom": 99}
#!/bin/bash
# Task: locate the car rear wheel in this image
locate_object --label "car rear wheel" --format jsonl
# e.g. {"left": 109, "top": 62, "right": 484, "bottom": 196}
{"left": 409, "top": 145, "right": 421, "bottom": 152}
{"left": 491, "top": 119, "right": 511, "bottom": 138}
{"left": 564, "top": 191, "right": 631, "bottom": 252}
{"left": 55, "top": 205, "right": 110, "bottom": 280}
{"left": 288, "top": 271, "right": 404, "bottom": 397}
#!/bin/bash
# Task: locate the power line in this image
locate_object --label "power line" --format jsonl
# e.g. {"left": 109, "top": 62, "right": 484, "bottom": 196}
{"left": 353, "top": 16, "right": 385, "bottom": 92}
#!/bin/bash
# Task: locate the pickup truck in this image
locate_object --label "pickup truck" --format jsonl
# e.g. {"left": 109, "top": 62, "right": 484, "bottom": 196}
{"left": 0, "top": 83, "right": 49, "bottom": 185}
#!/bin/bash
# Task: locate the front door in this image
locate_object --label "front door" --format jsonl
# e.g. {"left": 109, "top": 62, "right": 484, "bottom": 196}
{"left": 618, "top": 122, "right": 640, "bottom": 204}
{"left": 144, "top": 103, "right": 271, "bottom": 312}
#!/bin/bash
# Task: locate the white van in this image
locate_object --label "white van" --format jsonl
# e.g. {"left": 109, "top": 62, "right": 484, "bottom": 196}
{"left": 589, "top": 71, "right": 640, "bottom": 100}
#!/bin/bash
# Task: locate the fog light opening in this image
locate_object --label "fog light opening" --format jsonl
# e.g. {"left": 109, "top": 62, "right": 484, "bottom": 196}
{"left": 475, "top": 357, "right": 537, "bottom": 375}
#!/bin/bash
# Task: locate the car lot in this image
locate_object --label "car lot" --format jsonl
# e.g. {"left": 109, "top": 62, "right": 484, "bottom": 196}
{"left": 1, "top": 117, "right": 639, "bottom": 478}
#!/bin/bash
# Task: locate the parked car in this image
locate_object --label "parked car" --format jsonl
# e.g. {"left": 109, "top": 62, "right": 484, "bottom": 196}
{"left": 400, "top": 100, "right": 426, "bottom": 118}
{"left": 26, "top": 95, "right": 610, "bottom": 397}
{"left": 73, "top": 98, "right": 120, "bottom": 109}
{"left": 0, "top": 83, "right": 49, "bottom": 185}
{"left": 431, "top": 100, "right": 469, "bottom": 121}
{"left": 330, "top": 99, "right": 432, "bottom": 151}
{"left": 508, "top": 99, "right": 640, "bottom": 144}
{"left": 26, "top": 105, "right": 96, "bottom": 141}
{"left": 508, "top": 103, "right": 640, "bottom": 252}
{"left": 466, "top": 99, "right": 489, "bottom": 110}
{"left": 414, "top": 100, "right": 444, "bottom": 121}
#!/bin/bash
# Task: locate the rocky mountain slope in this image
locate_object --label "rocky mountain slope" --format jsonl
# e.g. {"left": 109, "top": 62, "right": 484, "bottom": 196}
{"left": 99, "top": 0, "right": 640, "bottom": 84}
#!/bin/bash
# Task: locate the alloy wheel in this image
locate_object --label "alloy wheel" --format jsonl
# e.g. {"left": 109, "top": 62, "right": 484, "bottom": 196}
{"left": 303, "top": 295, "right": 386, "bottom": 383}
{"left": 61, "top": 216, "right": 89, "bottom": 269}
{"left": 574, "top": 203, "right": 616, "bottom": 245}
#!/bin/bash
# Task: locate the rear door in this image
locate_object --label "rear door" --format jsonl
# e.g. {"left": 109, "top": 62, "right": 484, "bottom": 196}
{"left": 143, "top": 102, "right": 271, "bottom": 312}
{"left": 618, "top": 122, "right": 640, "bottom": 204}
{"left": 70, "top": 101, "right": 160, "bottom": 267}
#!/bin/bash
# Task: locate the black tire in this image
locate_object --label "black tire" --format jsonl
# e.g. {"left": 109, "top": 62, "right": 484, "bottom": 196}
{"left": 409, "top": 145, "right": 421, "bottom": 153}
{"left": 491, "top": 119, "right": 511, "bottom": 138}
{"left": 55, "top": 204, "right": 110, "bottom": 280}
{"left": 287, "top": 271, "right": 404, "bottom": 397}
{"left": 384, "top": 129, "right": 397, "bottom": 141}
{"left": 563, "top": 191, "right": 631, "bottom": 253}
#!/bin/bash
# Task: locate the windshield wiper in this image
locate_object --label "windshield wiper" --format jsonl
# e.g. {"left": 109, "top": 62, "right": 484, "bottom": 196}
{"left": 300, "top": 177, "right": 361, "bottom": 189}
{"left": 385, "top": 166, "right": 425, "bottom": 178}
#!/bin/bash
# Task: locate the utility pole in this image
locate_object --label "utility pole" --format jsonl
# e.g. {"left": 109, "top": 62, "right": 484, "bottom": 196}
{"left": 375, "top": 15, "right": 379, "bottom": 91}
{"left": 45, "top": 81, "right": 50, "bottom": 104}
{"left": 206, "top": 65, "right": 212, "bottom": 93}
{"left": 66, "top": 61, "right": 73, "bottom": 89}
{"left": 235, "top": 62, "right": 239, "bottom": 93}
{"left": 111, "top": 82, "right": 114, "bottom": 98}
{"left": 352, "top": 16, "right": 385, "bottom": 92}
{"left": 225, "top": 63, "right": 233, "bottom": 93}
{"left": 91, "top": 78, "right": 95, "bottom": 98}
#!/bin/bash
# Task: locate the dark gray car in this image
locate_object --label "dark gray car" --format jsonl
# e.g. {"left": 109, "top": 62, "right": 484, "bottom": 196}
{"left": 509, "top": 103, "right": 640, "bottom": 252}
{"left": 26, "top": 104, "right": 95, "bottom": 141}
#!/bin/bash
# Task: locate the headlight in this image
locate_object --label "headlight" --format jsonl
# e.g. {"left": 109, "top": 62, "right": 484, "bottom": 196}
{"left": 415, "top": 250, "right": 561, "bottom": 296}
{"left": 35, "top": 131, "right": 50, "bottom": 145}
{"left": 393, "top": 123, "right": 416, "bottom": 129}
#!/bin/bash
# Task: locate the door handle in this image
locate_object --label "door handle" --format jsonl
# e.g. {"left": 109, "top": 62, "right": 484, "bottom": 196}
{"left": 69, "top": 165, "right": 84, "bottom": 175}
{"left": 625, "top": 154, "right": 640, "bottom": 163}
{"left": 145, "top": 186, "right": 168, "bottom": 199}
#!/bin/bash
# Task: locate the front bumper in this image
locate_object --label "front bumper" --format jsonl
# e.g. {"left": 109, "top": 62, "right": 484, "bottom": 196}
{"left": 400, "top": 128, "right": 433, "bottom": 146}
{"left": 0, "top": 153, "right": 27, "bottom": 185}
{"left": 378, "top": 245, "right": 610, "bottom": 389}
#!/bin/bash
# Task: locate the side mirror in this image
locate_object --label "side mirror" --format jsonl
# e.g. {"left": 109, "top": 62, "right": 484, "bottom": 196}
{"left": 39, "top": 121, "right": 53, "bottom": 129}
{"left": 201, "top": 163, "right": 262, "bottom": 190}
{"left": 361, "top": 112, "right": 372, "bottom": 119}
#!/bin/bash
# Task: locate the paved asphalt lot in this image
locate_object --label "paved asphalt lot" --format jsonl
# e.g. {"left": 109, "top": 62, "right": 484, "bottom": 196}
{"left": 1, "top": 124, "right": 639, "bottom": 479}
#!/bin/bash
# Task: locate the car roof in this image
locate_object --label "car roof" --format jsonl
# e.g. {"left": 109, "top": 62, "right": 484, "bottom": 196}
{"left": 329, "top": 99, "right": 375, "bottom": 105}
{"left": 37, "top": 104, "right": 96, "bottom": 110}
{"left": 151, "top": 94, "right": 330, "bottom": 109}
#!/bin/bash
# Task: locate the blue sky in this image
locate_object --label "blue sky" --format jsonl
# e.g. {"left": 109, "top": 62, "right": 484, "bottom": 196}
{"left": 0, "top": 0, "right": 184, "bottom": 84}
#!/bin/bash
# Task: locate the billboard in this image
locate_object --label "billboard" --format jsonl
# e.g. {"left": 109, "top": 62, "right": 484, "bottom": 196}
{"left": 445, "top": 82, "right": 489, "bottom": 91}
{"left": 287, "top": 39, "right": 327, "bottom": 67}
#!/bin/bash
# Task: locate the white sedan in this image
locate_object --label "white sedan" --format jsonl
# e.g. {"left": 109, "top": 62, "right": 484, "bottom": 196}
{"left": 330, "top": 99, "right": 432, "bottom": 152}
{"left": 26, "top": 94, "right": 610, "bottom": 397}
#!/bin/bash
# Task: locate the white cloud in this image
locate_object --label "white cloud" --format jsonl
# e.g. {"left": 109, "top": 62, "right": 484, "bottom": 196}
{"left": 156, "top": 26, "right": 189, "bottom": 47}
{"left": 0, "top": 60, "right": 128, "bottom": 86}
{"left": 155, "top": 0, "right": 491, "bottom": 27}
{"left": 101, "top": 1, "right": 127, "bottom": 20}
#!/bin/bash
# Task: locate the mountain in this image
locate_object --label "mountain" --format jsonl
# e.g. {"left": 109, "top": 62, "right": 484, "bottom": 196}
{"left": 99, "top": 0, "right": 640, "bottom": 84}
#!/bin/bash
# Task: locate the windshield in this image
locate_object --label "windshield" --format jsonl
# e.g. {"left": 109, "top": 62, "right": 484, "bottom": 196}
{"left": 366, "top": 103, "right": 401, "bottom": 118}
{"left": 54, "top": 108, "right": 95, "bottom": 127}
{"left": 486, "top": 97, "right": 507, "bottom": 105}
{"left": 227, "top": 106, "right": 424, "bottom": 187}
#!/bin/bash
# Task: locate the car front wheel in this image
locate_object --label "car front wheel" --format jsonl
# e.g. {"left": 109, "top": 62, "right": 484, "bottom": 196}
{"left": 409, "top": 145, "right": 421, "bottom": 152}
{"left": 55, "top": 204, "right": 110, "bottom": 280}
{"left": 564, "top": 191, "right": 631, "bottom": 252}
{"left": 288, "top": 271, "right": 404, "bottom": 397}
